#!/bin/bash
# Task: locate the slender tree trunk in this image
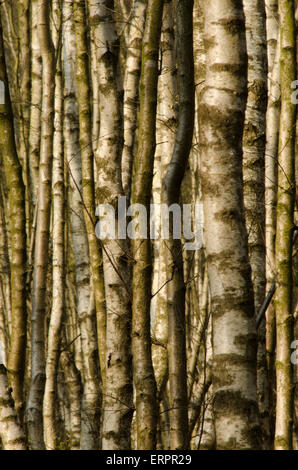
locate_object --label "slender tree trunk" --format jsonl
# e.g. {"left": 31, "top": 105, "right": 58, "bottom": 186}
{"left": 67, "top": 1, "right": 102, "bottom": 449}
{"left": 0, "top": 19, "right": 27, "bottom": 425}
{"left": 88, "top": 0, "right": 134, "bottom": 450}
{"left": 274, "top": 0, "right": 296, "bottom": 450}
{"left": 29, "top": 0, "right": 42, "bottom": 205}
{"left": 16, "top": 1, "right": 31, "bottom": 239}
{"left": 265, "top": 2, "right": 280, "bottom": 442}
{"left": 265, "top": 42, "right": 280, "bottom": 445}
{"left": 73, "top": 0, "right": 107, "bottom": 392}
{"left": 43, "top": 4, "right": 64, "bottom": 448}
{"left": 163, "top": 0, "right": 195, "bottom": 450}
{"left": 27, "top": 0, "right": 55, "bottom": 450}
{"left": 0, "top": 172, "right": 11, "bottom": 342}
{"left": 265, "top": 0, "right": 279, "bottom": 75}
{"left": 199, "top": 0, "right": 260, "bottom": 449}
{"left": 242, "top": 0, "right": 269, "bottom": 448}
{"left": 131, "top": 0, "right": 164, "bottom": 450}
{"left": 60, "top": 347, "right": 82, "bottom": 450}
{"left": 152, "top": 0, "right": 177, "bottom": 400}
{"left": 121, "top": 0, "right": 147, "bottom": 199}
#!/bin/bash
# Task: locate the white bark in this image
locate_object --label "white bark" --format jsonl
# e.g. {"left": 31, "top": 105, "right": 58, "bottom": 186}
{"left": 64, "top": 1, "right": 101, "bottom": 450}
{"left": 199, "top": 0, "right": 260, "bottom": 449}
{"left": 89, "top": 0, "right": 133, "bottom": 450}
{"left": 121, "top": 0, "right": 147, "bottom": 198}
{"left": 152, "top": 0, "right": 176, "bottom": 396}
{"left": 43, "top": 3, "right": 64, "bottom": 447}
{"left": 0, "top": 365, "right": 26, "bottom": 450}
{"left": 29, "top": 0, "right": 42, "bottom": 205}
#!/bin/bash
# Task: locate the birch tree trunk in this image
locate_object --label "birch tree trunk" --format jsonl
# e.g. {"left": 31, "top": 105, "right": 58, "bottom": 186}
{"left": 43, "top": 4, "right": 64, "bottom": 448}
{"left": 0, "top": 365, "right": 26, "bottom": 450}
{"left": 121, "top": 0, "right": 147, "bottom": 199}
{"left": 0, "top": 20, "right": 27, "bottom": 425}
{"left": 163, "top": 0, "right": 195, "bottom": 450}
{"left": 242, "top": 0, "right": 269, "bottom": 448}
{"left": 88, "top": 0, "right": 133, "bottom": 450}
{"left": 73, "top": 0, "right": 106, "bottom": 392}
{"left": 16, "top": 1, "right": 31, "bottom": 236}
{"left": 29, "top": 0, "right": 42, "bottom": 205}
{"left": 274, "top": 0, "right": 296, "bottom": 450}
{"left": 27, "top": 0, "right": 55, "bottom": 450}
{"left": 131, "top": 0, "right": 164, "bottom": 450}
{"left": 265, "top": 3, "right": 280, "bottom": 436}
{"left": 152, "top": 0, "right": 176, "bottom": 398}
{"left": 199, "top": 0, "right": 260, "bottom": 449}
{"left": 265, "top": 0, "right": 279, "bottom": 75}
{"left": 67, "top": 1, "right": 102, "bottom": 449}
{"left": 0, "top": 173, "right": 11, "bottom": 343}
{"left": 60, "top": 347, "right": 82, "bottom": 450}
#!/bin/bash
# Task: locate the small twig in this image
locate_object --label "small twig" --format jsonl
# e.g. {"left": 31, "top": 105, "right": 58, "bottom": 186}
{"left": 60, "top": 334, "right": 81, "bottom": 354}
{"left": 256, "top": 277, "right": 276, "bottom": 328}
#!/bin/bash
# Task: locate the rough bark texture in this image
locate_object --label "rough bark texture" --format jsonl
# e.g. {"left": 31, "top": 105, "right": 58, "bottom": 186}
{"left": 90, "top": 0, "right": 133, "bottom": 450}
{"left": 199, "top": 0, "right": 260, "bottom": 450}
{"left": 0, "top": 365, "right": 26, "bottom": 450}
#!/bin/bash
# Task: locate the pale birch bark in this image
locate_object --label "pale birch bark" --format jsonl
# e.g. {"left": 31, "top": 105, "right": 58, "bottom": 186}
{"left": 131, "top": 0, "right": 163, "bottom": 449}
{"left": 152, "top": 0, "right": 176, "bottom": 398}
{"left": 121, "top": 0, "right": 147, "bottom": 199}
{"left": 199, "top": 0, "right": 260, "bottom": 449}
{"left": 265, "top": 5, "right": 280, "bottom": 431}
{"left": 274, "top": 0, "right": 296, "bottom": 450}
{"left": 265, "top": 0, "right": 279, "bottom": 76}
{"left": 243, "top": 0, "right": 267, "bottom": 326}
{"left": 65, "top": 1, "right": 102, "bottom": 449}
{"left": 29, "top": 0, "right": 42, "bottom": 205}
{"left": 27, "top": 0, "right": 55, "bottom": 450}
{"left": 43, "top": 3, "right": 64, "bottom": 448}
{"left": 88, "top": 0, "right": 133, "bottom": 450}
{"left": 0, "top": 365, "right": 26, "bottom": 450}
{"left": 88, "top": 30, "right": 100, "bottom": 153}
{"left": 242, "top": 0, "right": 269, "bottom": 448}
{"left": 0, "top": 22, "right": 27, "bottom": 425}
{"left": 265, "top": 42, "right": 280, "bottom": 438}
